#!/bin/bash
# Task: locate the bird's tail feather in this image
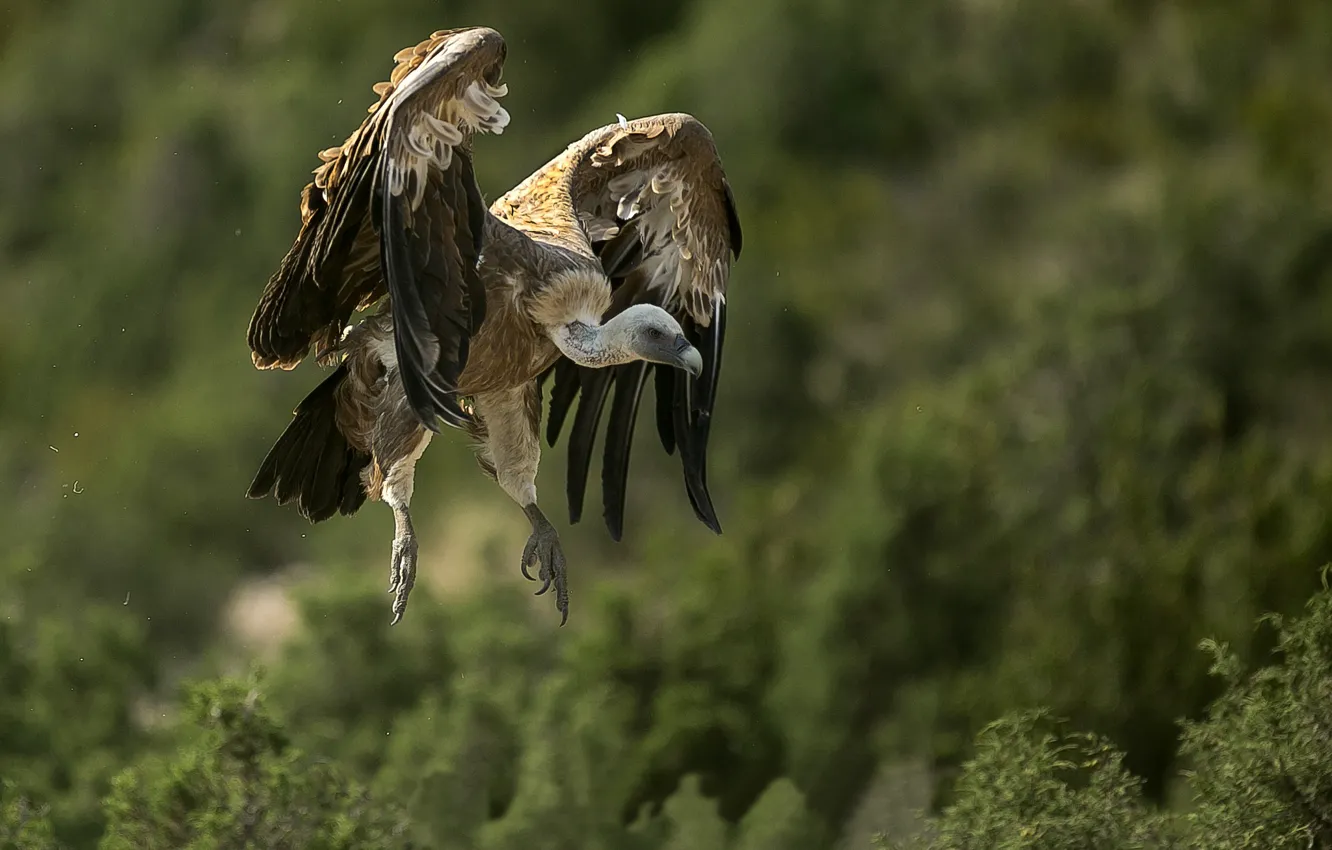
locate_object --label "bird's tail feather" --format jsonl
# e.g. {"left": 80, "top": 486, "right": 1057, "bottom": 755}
{"left": 247, "top": 364, "right": 371, "bottom": 522}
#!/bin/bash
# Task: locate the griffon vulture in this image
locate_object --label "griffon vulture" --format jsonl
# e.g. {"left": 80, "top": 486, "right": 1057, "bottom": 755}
{"left": 245, "top": 27, "right": 743, "bottom": 625}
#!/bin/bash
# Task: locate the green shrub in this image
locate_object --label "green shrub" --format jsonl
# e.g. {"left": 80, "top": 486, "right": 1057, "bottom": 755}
{"left": 99, "top": 677, "right": 410, "bottom": 850}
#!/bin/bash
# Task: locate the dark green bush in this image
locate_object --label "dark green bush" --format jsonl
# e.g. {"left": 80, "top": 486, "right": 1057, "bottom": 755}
{"left": 99, "top": 677, "right": 410, "bottom": 850}
{"left": 890, "top": 581, "right": 1332, "bottom": 849}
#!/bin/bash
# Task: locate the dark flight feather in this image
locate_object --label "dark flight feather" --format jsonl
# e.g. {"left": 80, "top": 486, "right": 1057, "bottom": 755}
{"left": 247, "top": 363, "right": 370, "bottom": 522}
{"left": 722, "top": 180, "right": 743, "bottom": 259}
{"left": 672, "top": 339, "right": 720, "bottom": 534}
{"left": 601, "top": 361, "right": 651, "bottom": 541}
{"left": 544, "top": 358, "right": 581, "bottom": 447}
{"left": 691, "top": 298, "right": 726, "bottom": 454}
{"left": 653, "top": 364, "right": 676, "bottom": 455}
{"left": 377, "top": 152, "right": 480, "bottom": 432}
{"left": 564, "top": 368, "right": 614, "bottom": 524}
{"left": 594, "top": 220, "right": 646, "bottom": 281}
{"left": 681, "top": 307, "right": 724, "bottom": 534}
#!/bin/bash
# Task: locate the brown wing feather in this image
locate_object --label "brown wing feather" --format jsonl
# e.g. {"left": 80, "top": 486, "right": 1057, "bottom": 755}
{"left": 499, "top": 114, "right": 743, "bottom": 538}
{"left": 494, "top": 113, "right": 740, "bottom": 323}
{"left": 248, "top": 27, "right": 508, "bottom": 430}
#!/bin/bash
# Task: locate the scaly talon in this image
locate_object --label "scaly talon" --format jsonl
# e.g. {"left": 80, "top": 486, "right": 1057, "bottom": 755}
{"left": 521, "top": 504, "right": 570, "bottom": 625}
{"left": 520, "top": 533, "right": 539, "bottom": 582}
{"left": 387, "top": 508, "right": 418, "bottom": 626}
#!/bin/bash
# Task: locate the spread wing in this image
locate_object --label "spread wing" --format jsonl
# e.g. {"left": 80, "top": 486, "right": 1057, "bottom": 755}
{"left": 503, "top": 114, "right": 743, "bottom": 540}
{"left": 246, "top": 27, "right": 509, "bottom": 430}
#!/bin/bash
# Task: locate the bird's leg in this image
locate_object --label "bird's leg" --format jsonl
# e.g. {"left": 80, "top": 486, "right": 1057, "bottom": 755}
{"left": 379, "top": 429, "right": 431, "bottom": 625}
{"left": 472, "top": 386, "right": 570, "bottom": 624}
{"left": 520, "top": 502, "right": 569, "bottom": 625}
{"left": 387, "top": 501, "right": 418, "bottom": 625}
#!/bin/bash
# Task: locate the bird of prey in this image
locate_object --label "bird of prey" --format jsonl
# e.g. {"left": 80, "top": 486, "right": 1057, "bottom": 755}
{"left": 245, "top": 27, "right": 743, "bottom": 625}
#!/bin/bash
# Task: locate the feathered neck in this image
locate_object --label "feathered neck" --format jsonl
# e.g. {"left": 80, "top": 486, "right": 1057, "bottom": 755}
{"left": 553, "top": 316, "right": 635, "bottom": 368}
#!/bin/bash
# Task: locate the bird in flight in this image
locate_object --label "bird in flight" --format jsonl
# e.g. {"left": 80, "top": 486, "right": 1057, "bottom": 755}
{"left": 245, "top": 27, "right": 743, "bottom": 625}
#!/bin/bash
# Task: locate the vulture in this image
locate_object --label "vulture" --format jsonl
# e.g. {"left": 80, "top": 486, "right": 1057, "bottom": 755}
{"left": 245, "top": 27, "right": 743, "bottom": 625}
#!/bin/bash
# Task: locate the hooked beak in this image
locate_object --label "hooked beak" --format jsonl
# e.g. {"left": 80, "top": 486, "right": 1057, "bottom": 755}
{"left": 672, "top": 334, "right": 703, "bottom": 378}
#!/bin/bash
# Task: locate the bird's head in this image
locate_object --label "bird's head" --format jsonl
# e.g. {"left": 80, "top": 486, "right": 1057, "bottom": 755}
{"left": 604, "top": 304, "right": 702, "bottom": 377}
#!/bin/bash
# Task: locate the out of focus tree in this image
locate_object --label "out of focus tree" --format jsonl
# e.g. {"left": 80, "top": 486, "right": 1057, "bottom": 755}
{"left": 1, "top": 780, "right": 60, "bottom": 850}
{"left": 885, "top": 582, "right": 1332, "bottom": 850}
{"left": 99, "top": 677, "right": 410, "bottom": 850}
{"left": 0, "top": 558, "right": 155, "bottom": 845}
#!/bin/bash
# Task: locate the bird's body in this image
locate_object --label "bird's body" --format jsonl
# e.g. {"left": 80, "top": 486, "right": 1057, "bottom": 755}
{"left": 245, "top": 27, "right": 741, "bottom": 623}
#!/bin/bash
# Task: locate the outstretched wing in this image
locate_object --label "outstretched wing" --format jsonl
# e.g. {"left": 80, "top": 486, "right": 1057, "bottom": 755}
{"left": 246, "top": 27, "right": 509, "bottom": 430}
{"left": 502, "top": 114, "right": 743, "bottom": 540}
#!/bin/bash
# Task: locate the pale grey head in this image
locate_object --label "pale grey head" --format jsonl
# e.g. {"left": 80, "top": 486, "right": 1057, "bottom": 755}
{"left": 557, "top": 302, "right": 703, "bottom": 376}
{"left": 598, "top": 304, "right": 702, "bottom": 376}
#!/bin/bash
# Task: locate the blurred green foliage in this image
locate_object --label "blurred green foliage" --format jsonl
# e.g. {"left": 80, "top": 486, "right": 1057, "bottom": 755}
{"left": 7, "top": 0, "right": 1332, "bottom": 846}
{"left": 100, "top": 676, "right": 411, "bottom": 849}
{"left": 1181, "top": 583, "right": 1332, "bottom": 849}
{"left": 882, "top": 581, "right": 1332, "bottom": 849}
{"left": 882, "top": 712, "right": 1176, "bottom": 850}
{"left": 1, "top": 780, "right": 59, "bottom": 849}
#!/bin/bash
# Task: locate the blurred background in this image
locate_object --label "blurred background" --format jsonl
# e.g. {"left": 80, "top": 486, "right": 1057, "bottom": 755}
{"left": 5, "top": 0, "right": 1332, "bottom": 847}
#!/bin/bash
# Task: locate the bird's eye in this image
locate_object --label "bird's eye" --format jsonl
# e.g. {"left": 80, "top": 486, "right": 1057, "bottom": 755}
{"left": 648, "top": 327, "right": 662, "bottom": 339}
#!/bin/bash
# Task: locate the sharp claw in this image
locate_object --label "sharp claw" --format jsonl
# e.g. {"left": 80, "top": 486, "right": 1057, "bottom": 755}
{"left": 555, "top": 557, "right": 568, "bottom": 625}
{"left": 387, "top": 536, "right": 417, "bottom": 625}
{"left": 520, "top": 535, "right": 538, "bottom": 582}
{"left": 520, "top": 518, "right": 570, "bottom": 621}
{"left": 390, "top": 588, "right": 411, "bottom": 625}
